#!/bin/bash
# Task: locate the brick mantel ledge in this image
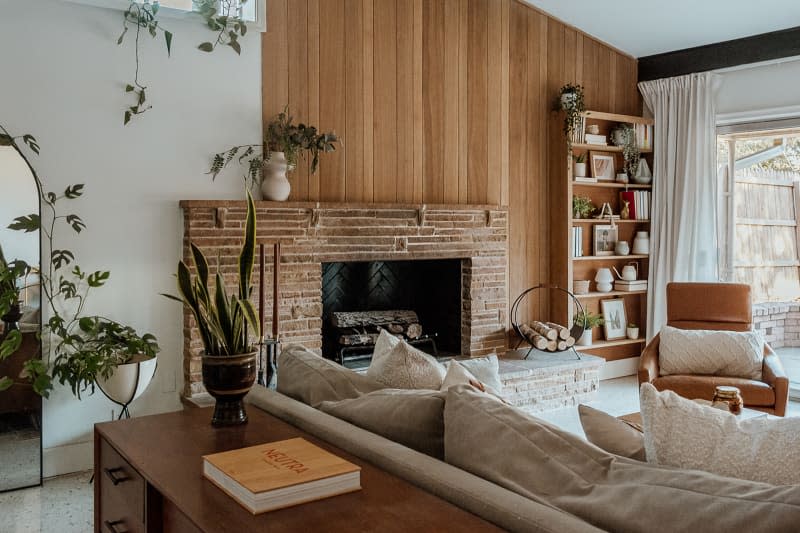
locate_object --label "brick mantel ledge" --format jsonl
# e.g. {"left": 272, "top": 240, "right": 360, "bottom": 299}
{"left": 179, "top": 200, "right": 507, "bottom": 211}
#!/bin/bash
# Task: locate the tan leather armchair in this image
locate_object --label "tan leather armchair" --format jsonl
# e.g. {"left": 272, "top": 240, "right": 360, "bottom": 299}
{"left": 638, "top": 282, "right": 789, "bottom": 416}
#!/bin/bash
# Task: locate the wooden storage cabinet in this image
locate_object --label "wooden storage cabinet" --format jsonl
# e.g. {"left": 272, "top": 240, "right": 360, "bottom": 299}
{"left": 549, "top": 110, "right": 654, "bottom": 363}
{"left": 97, "top": 438, "right": 146, "bottom": 533}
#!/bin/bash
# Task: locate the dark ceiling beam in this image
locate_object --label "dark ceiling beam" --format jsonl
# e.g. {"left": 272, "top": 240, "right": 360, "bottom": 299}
{"left": 638, "top": 26, "right": 800, "bottom": 82}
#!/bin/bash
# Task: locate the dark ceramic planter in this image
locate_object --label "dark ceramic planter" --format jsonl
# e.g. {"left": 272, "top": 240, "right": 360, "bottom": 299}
{"left": 1, "top": 303, "right": 22, "bottom": 332}
{"left": 202, "top": 351, "right": 257, "bottom": 427}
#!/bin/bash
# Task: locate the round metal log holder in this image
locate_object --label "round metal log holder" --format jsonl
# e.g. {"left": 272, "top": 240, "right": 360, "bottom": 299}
{"left": 510, "top": 284, "right": 585, "bottom": 360}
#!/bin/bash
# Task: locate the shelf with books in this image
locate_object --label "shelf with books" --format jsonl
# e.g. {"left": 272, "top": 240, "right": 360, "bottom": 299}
{"left": 552, "top": 108, "right": 654, "bottom": 365}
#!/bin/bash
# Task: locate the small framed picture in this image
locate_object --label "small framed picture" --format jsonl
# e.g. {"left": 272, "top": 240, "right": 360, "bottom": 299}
{"left": 593, "top": 224, "right": 617, "bottom": 256}
{"left": 601, "top": 298, "right": 627, "bottom": 341}
{"left": 590, "top": 151, "right": 615, "bottom": 181}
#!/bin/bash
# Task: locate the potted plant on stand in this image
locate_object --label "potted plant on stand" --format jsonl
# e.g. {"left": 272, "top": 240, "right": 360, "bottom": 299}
{"left": 555, "top": 83, "right": 586, "bottom": 149}
{"left": 208, "top": 108, "right": 340, "bottom": 201}
{"left": 167, "top": 191, "right": 261, "bottom": 426}
{"left": 574, "top": 310, "right": 604, "bottom": 347}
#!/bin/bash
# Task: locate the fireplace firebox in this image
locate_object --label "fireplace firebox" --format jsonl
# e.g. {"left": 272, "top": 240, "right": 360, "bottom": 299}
{"left": 322, "top": 259, "right": 463, "bottom": 366}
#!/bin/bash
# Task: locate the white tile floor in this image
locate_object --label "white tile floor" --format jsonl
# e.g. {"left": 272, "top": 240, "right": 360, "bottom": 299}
{"left": 4, "top": 348, "right": 800, "bottom": 532}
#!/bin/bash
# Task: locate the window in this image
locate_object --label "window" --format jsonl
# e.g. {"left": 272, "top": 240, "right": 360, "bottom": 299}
{"left": 717, "top": 121, "right": 800, "bottom": 302}
{"left": 64, "top": 1, "right": 264, "bottom": 27}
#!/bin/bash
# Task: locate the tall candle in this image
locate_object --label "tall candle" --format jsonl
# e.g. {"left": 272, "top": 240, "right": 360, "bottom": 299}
{"left": 259, "top": 243, "right": 265, "bottom": 342}
{"left": 273, "top": 242, "right": 280, "bottom": 339}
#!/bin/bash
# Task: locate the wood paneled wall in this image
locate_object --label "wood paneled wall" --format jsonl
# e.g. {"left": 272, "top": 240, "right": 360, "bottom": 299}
{"left": 261, "top": 0, "right": 640, "bottom": 331}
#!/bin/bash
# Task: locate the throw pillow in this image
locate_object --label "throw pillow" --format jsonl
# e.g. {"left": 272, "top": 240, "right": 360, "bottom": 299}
{"left": 578, "top": 404, "right": 645, "bottom": 461}
{"left": 640, "top": 382, "right": 800, "bottom": 485}
{"left": 440, "top": 360, "right": 503, "bottom": 399}
{"left": 658, "top": 325, "right": 764, "bottom": 380}
{"left": 456, "top": 354, "right": 503, "bottom": 393}
{"left": 444, "top": 385, "right": 800, "bottom": 533}
{"left": 366, "top": 330, "right": 446, "bottom": 389}
{"left": 319, "top": 389, "right": 446, "bottom": 459}
{"left": 276, "top": 344, "right": 384, "bottom": 408}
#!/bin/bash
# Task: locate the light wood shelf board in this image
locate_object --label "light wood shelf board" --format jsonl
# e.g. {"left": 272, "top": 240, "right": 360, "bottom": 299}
{"left": 572, "top": 181, "right": 652, "bottom": 189}
{"left": 573, "top": 254, "right": 649, "bottom": 261}
{"left": 580, "top": 110, "right": 655, "bottom": 126}
{"left": 574, "top": 290, "right": 647, "bottom": 299}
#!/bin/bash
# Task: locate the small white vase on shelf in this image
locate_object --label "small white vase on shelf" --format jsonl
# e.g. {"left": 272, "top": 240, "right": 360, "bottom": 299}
{"left": 632, "top": 231, "right": 650, "bottom": 255}
{"left": 573, "top": 162, "right": 587, "bottom": 177}
{"left": 261, "top": 151, "right": 293, "bottom": 201}
{"left": 627, "top": 326, "right": 640, "bottom": 340}
{"left": 577, "top": 329, "right": 593, "bottom": 346}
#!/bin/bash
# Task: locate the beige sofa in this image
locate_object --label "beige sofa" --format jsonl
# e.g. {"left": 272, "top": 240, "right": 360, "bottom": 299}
{"left": 245, "top": 345, "right": 800, "bottom": 533}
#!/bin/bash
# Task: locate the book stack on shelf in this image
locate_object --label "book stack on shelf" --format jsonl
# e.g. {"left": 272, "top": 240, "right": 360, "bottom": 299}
{"left": 615, "top": 279, "right": 648, "bottom": 292}
{"left": 570, "top": 116, "right": 586, "bottom": 145}
{"left": 572, "top": 227, "right": 584, "bottom": 257}
{"left": 619, "top": 190, "right": 650, "bottom": 220}
{"left": 584, "top": 133, "right": 607, "bottom": 146}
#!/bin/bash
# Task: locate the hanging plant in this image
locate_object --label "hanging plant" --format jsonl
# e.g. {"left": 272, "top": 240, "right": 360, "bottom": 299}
{"left": 0, "top": 125, "right": 159, "bottom": 398}
{"left": 555, "top": 84, "right": 586, "bottom": 149}
{"left": 195, "top": 0, "right": 249, "bottom": 54}
{"left": 611, "top": 123, "right": 640, "bottom": 176}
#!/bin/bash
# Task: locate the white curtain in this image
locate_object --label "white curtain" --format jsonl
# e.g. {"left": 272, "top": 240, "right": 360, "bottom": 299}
{"left": 639, "top": 72, "right": 721, "bottom": 340}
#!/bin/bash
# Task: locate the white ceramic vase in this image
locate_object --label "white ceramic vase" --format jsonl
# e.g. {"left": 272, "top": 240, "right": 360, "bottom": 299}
{"left": 627, "top": 327, "right": 640, "bottom": 340}
{"left": 577, "top": 329, "right": 593, "bottom": 346}
{"left": 261, "top": 151, "right": 293, "bottom": 201}
{"left": 573, "top": 162, "right": 587, "bottom": 177}
{"left": 632, "top": 231, "right": 650, "bottom": 255}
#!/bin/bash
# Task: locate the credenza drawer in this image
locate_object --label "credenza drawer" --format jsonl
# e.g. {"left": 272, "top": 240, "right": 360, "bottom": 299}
{"left": 99, "top": 438, "right": 145, "bottom": 531}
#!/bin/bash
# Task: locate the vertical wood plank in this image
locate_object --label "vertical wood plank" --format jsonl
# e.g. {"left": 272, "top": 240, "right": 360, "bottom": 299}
{"left": 307, "top": 0, "right": 321, "bottom": 200}
{"left": 575, "top": 33, "right": 584, "bottom": 88}
{"left": 396, "top": 1, "right": 415, "bottom": 202}
{"left": 467, "top": 0, "right": 489, "bottom": 204}
{"left": 412, "top": 0, "right": 424, "bottom": 203}
{"left": 500, "top": 0, "right": 510, "bottom": 208}
{"left": 563, "top": 27, "right": 576, "bottom": 85}
{"left": 262, "top": 0, "right": 288, "bottom": 127}
{"left": 319, "top": 0, "right": 346, "bottom": 201}
{"left": 442, "top": 0, "right": 460, "bottom": 203}
{"left": 582, "top": 37, "right": 599, "bottom": 110}
{"left": 345, "top": 0, "right": 365, "bottom": 202}
{"left": 458, "top": 0, "right": 468, "bottom": 204}
{"left": 535, "top": 10, "right": 551, "bottom": 321}
{"left": 373, "top": 0, "right": 398, "bottom": 202}
{"left": 486, "top": 0, "right": 502, "bottom": 206}
{"left": 287, "top": 0, "right": 309, "bottom": 200}
{"left": 597, "top": 44, "right": 613, "bottom": 112}
{"left": 362, "top": 0, "right": 374, "bottom": 201}
{"left": 422, "top": 0, "right": 445, "bottom": 203}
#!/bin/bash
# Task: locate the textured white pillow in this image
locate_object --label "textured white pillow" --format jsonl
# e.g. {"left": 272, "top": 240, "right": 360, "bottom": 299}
{"left": 457, "top": 355, "right": 503, "bottom": 393}
{"left": 640, "top": 383, "right": 800, "bottom": 485}
{"left": 440, "top": 360, "right": 504, "bottom": 399}
{"left": 659, "top": 325, "right": 764, "bottom": 380}
{"left": 367, "top": 330, "right": 446, "bottom": 389}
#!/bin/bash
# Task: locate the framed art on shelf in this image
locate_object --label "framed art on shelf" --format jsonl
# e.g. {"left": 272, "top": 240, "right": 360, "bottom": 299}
{"left": 593, "top": 224, "right": 617, "bottom": 256}
{"left": 590, "top": 151, "right": 615, "bottom": 181}
{"left": 601, "top": 298, "right": 627, "bottom": 341}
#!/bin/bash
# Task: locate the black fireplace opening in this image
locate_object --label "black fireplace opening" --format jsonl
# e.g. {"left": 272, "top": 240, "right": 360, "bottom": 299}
{"left": 321, "top": 259, "right": 463, "bottom": 366}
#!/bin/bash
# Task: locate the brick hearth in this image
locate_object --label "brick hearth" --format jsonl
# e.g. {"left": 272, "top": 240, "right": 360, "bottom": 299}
{"left": 180, "top": 201, "right": 509, "bottom": 398}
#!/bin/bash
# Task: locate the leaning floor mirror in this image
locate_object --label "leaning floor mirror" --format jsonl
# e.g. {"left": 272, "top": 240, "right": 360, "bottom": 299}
{"left": 0, "top": 143, "right": 42, "bottom": 491}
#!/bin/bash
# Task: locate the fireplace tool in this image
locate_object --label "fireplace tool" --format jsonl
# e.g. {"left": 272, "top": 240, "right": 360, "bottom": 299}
{"left": 257, "top": 242, "right": 281, "bottom": 389}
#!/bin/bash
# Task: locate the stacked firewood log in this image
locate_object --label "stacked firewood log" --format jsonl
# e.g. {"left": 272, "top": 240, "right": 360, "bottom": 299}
{"left": 332, "top": 310, "right": 423, "bottom": 346}
{"left": 518, "top": 321, "right": 575, "bottom": 352}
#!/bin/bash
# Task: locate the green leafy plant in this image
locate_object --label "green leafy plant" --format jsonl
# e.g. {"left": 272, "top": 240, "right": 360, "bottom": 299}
{"left": 195, "top": 0, "right": 249, "bottom": 54}
{"left": 574, "top": 310, "right": 604, "bottom": 330}
{"left": 118, "top": 1, "right": 173, "bottom": 125}
{"left": 555, "top": 83, "right": 586, "bottom": 149}
{"left": 208, "top": 107, "right": 340, "bottom": 189}
{"left": 573, "top": 153, "right": 587, "bottom": 164}
{"left": 572, "top": 195, "right": 595, "bottom": 219}
{"left": 611, "top": 123, "right": 640, "bottom": 176}
{"left": 627, "top": 322, "right": 638, "bottom": 328}
{"left": 0, "top": 125, "right": 160, "bottom": 398}
{"left": 165, "top": 190, "right": 260, "bottom": 355}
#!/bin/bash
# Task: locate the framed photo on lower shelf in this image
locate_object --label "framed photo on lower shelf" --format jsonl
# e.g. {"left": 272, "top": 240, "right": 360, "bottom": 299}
{"left": 593, "top": 224, "right": 617, "bottom": 256}
{"left": 601, "top": 298, "right": 627, "bottom": 341}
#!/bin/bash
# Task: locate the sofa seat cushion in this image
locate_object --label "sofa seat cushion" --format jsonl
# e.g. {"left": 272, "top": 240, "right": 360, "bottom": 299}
{"left": 640, "top": 383, "right": 800, "bottom": 485}
{"left": 319, "top": 389, "right": 446, "bottom": 459}
{"left": 276, "top": 344, "right": 385, "bottom": 408}
{"left": 652, "top": 375, "right": 775, "bottom": 406}
{"left": 444, "top": 385, "right": 800, "bottom": 533}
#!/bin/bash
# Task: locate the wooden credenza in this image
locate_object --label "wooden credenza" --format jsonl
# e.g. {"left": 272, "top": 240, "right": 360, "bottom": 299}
{"left": 94, "top": 406, "right": 501, "bottom": 532}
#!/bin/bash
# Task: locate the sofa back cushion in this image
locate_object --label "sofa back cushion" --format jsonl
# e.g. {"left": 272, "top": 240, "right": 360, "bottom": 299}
{"left": 658, "top": 325, "right": 764, "bottom": 380}
{"left": 320, "top": 389, "right": 446, "bottom": 459}
{"left": 277, "top": 344, "right": 384, "bottom": 407}
{"left": 444, "top": 385, "right": 800, "bottom": 533}
{"left": 578, "top": 404, "right": 645, "bottom": 461}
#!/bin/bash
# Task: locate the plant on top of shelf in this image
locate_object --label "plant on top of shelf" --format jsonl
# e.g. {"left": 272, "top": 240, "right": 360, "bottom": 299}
{"left": 572, "top": 195, "right": 596, "bottom": 219}
{"left": 573, "top": 153, "right": 587, "bottom": 164}
{"left": 610, "top": 123, "right": 640, "bottom": 177}
{"left": 555, "top": 84, "right": 585, "bottom": 149}
{"left": 574, "top": 310, "right": 604, "bottom": 329}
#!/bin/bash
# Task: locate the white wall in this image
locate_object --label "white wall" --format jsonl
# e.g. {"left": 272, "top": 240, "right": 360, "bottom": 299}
{"left": 716, "top": 57, "right": 800, "bottom": 115}
{"left": 0, "top": 0, "right": 261, "bottom": 475}
{"left": 0, "top": 147, "right": 39, "bottom": 266}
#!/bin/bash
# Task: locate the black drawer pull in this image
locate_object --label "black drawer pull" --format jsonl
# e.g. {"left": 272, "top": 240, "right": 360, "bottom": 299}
{"left": 104, "top": 519, "right": 127, "bottom": 533}
{"left": 103, "top": 467, "right": 129, "bottom": 486}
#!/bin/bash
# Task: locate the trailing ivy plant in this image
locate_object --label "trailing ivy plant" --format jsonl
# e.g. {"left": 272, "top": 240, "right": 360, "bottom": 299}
{"left": 611, "top": 123, "right": 640, "bottom": 177}
{"left": 195, "top": 0, "right": 249, "bottom": 54}
{"left": 208, "top": 107, "right": 340, "bottom": 189}
{"left": 0, "top": 125, "right": 159, "bottom": 398}
{"left": 118, "top": 1, "right": 173, "bottom": 125}
{"left": 555, "top": 83, "right": 586, "bottom": 150}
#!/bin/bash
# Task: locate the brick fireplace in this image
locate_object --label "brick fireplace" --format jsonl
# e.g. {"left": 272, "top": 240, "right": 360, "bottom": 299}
{"left": 180, "top": 201, "right": 509, "bottom": 398}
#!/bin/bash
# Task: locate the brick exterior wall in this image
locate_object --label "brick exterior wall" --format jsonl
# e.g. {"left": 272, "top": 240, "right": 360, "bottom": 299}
{"left": 180, "top": 201, "right": 509, "bottom": 398}
{"left": 753, "top": 302, "right": 800, "bottom": 349}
